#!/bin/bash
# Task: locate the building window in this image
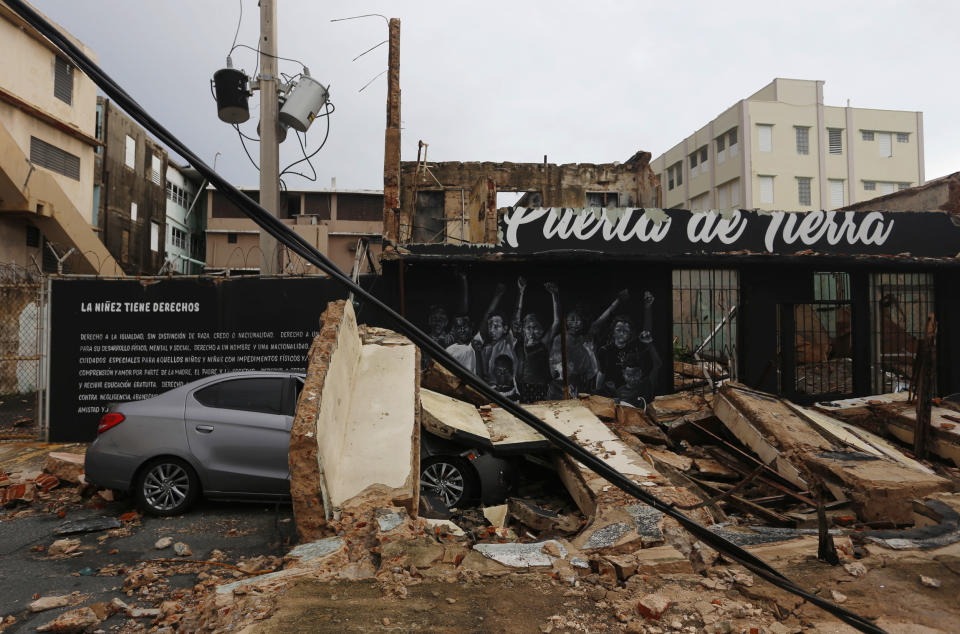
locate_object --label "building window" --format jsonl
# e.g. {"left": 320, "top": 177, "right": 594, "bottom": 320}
{"left": 827, "top": 128, "right": 843, "bottom": 154}
{"left": 861, "top": 130, "right": 874, "bottom": 142}
{"left": 797, "top": 177, "right": 812, "bottom": 206}
{"left": 26, "top": 224, "right": 40, "bottom": 248}
{"left": 130, "top": 202, "right": 138, "bottom": 221}
{"left": 29, "top": 136, "right": 80, "bottom": 180}
{"left": 689, "top": 150, "right": 699, "bottom": 178}
{"left": 759, "top": 175, "right": 774, "bottom": 204}
{"left": 667, "top": 161, "right": 682, "bottom": 190}
{"left": 829, "top": 179, "right": 844, "bottom": 208}
{"left": 729, "top": 178, "right": 740, "bottom": 207}
{"left": 879, "top": 182, "right": 895, "bottom": 195}
{"left": 585, "top": 192, "right": 619, "bottom": 207}
{"left": 698, "top": 146, "right": 708, "bottom": 174}
{"left": 878, "top": 132, "right": 892, "bottom": 157}
{"left": 121, "top": 230, "right": 130, "bottom": 264}
{"left": 863, "top": 181, "right": 876, "bottom": 191}
{"left": 94, "top": 103, "right": 103, "bottom": 155}
{"left": 897, "top": 132, "right": 909, "bottom": 143}
{"left": 227, "top": 232, "right": 238, "bottom": 244}
{"left": 125, "top": 135, "right": 136, "bottom": 170}
{"left": 716, "top": 134, "right": 726, "bottom": 164}
{"left": 898, "top": 183, "right": 910, "bottom": 191}
{"left": 728, "top": 128, "right": 738, "bottom": 158}
{"left": 171, "top": 227, "right": 187, "bottom": 249}
{"left": 151, "top": 155, "right": 162, "bottom": 185}
{"left": 54, "top": 56, "right": 73, "bottom": 105}
{"left": 795, "top": 127, "right": 809, "bottom": 155}
{"left": 150, "top": 222, "right": 160, "bottom": 252}
{"left": 757, "top": 124, "right": 773, "bottom": 153}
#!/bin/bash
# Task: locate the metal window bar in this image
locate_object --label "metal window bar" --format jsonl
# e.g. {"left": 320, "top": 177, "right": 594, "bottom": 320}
{"left": 869, "top": 272, "right": 935, "bottom": 394}
{"left": 671, "top": 269, "right": 739, "bottom": 393}
{"left": 787, "top": 272, "right": 853, "bottom": 398}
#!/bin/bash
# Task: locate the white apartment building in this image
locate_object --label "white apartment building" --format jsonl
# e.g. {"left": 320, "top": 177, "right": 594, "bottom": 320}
{"left": 651, "top": 78, "right": 924, "bottom": 211}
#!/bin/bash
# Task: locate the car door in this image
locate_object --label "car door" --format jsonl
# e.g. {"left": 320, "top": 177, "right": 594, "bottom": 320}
{"left": 184, "top": 375, "right": 293, "bottom": 495}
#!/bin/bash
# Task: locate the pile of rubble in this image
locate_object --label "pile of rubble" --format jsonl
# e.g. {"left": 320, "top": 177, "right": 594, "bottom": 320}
{"left": 0, "top": 450, "right": 110, "bottom": 514}
{"left": 190, "top": 299, "right": 960, "bottom": 631}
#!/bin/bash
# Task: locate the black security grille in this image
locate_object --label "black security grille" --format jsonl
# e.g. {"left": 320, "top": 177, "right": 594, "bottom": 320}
{"left": 30, "top": 136, "right": 80, "bottom": 180}
{"left": 671, "top": 269, "right": 739, "bottom": 392}
{"left": 786, "top": 272, "right": 853, "bottom": 397}
{"left": 870, "top": 272, "right": 935, "bottom": 394}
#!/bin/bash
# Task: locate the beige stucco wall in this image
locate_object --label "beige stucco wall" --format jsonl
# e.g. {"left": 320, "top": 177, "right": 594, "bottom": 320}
{"left": 0, "top": 8, "right": 97, "bottom": 223}
{"left": 652, "top": 78, "right": 922, "bottom": 212}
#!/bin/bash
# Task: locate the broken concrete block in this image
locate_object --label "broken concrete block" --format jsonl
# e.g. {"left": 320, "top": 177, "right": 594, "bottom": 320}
{"left": 636, "top": 593, "right": 672, "bottom": 620}
{"left": 603, "top": 554, "right": 638, "bottom": 581}
{"left": 35, "top": 606, "right": 100, "bottom": 632}
{"left": 173, "top": 542, "right": 192, "bottom": 557}
{"left": 42, "top": 452, "right": 85, "bottom": 484}
{"left": 54, "top": 516, "right": 121, "bottom": 536}
{"left": 47, "top": 538, "right": 81, "bottom": 556}
{"left": 420, "top": 388, "right": 492, "bottom": 445}
{"left": 483, "top": 504, "right": 508, "bottom": 528}
{"left": 422, "top": 518, "right": 466, "bottom": 538}
{"left": 507, "top": 498, "right": 579, "bottom": 534}
{"left": 830, "top": 589, "right": 847, "bottom": 603}
{"left": 375, "top": 508, "right": 406, "bottom": 532}
{"left": 579, "top": 394, "right": 618, "bottom": 420}
{"left": 154, "top": 537, "right": 173, "bottom": 550}
{"left": 285, "top": 537, "right": 346, "bottom": 565}
{"left": 919, "top": 575, "right": 941, "bottom": 588}
{"left": 29, "top": 595, "right": 73, "bottom": 612}
{"left": 844, "top": 562, "right": 867, "bottom": 578}
{"left": 473, "top": 540, "right": 568, "bottom": 568}
{"left": 633, "top": 545, "right": 694, "bottom": 575}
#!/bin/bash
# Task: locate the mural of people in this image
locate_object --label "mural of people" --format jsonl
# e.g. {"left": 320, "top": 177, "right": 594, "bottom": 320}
{"left": 418, "top": 269, "right": 661, "bottom": 407}
{"left": 596, "top": 291, "right": 660, "bottom": 404}
{"left": 514, "top": 278, "right": 560, "bottom": 403}
{"left": 547, "top": 289, "right": 629, "bottom": 399}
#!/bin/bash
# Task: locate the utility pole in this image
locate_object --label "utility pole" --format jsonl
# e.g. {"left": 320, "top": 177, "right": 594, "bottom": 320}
{"left": 259, "top": 0, "right": 281, "bottom": 275}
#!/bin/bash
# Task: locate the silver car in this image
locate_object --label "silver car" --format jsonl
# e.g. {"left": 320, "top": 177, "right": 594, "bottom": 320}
{"left": 85, "top": 371, "right": 303, "bottom": 516}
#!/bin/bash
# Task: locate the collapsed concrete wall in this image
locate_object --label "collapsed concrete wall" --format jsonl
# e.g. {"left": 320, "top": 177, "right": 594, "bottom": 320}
{"left": 289, "top": 300, "right": 420, "bottom": 541}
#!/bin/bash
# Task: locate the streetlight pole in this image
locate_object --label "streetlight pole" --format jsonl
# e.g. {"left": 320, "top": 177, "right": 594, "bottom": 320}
{"left": 258, "top": 0, "right": 281, "bottom": 275}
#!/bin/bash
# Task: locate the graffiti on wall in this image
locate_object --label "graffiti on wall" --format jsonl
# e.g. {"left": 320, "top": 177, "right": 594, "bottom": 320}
{"left": 418, "top": 269, "right": 662, "bottom": 408}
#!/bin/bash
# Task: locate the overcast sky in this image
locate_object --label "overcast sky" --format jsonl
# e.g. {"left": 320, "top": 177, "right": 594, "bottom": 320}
{"left": 31, "top": 0, "right": 960, "bottom": 192}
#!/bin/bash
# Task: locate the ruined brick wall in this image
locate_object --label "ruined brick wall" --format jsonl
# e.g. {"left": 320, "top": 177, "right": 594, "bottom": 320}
{"left": 396, "top": 150, "right": 657, "bottom": 244}
{"left": 288, "top": 300, "right": 349, "bottom": 540}
{"left": 840, "top": 172, "right": 960, "bottom": 217}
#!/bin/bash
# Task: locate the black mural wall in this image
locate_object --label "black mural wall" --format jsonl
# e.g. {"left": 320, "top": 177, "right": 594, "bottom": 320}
{"left": 386, "top": 260, "right": 671, "bottom": 407}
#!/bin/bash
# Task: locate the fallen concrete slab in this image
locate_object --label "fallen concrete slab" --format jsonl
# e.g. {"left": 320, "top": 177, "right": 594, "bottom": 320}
{"left": 714, "top": 384, "right": 953, "bottom": 524}
{"left": 867, "top": 402, "right": 960, "bottom": 467}
{"left": 289, "top": 301, "right": 420, "bottom": 540}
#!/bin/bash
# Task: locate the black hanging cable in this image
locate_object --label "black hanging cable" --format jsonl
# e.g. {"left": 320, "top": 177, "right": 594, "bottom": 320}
{"left": 7, "top": 3, "right": 883, "bottom": 631}
{"left": 228, "top": 0, "right": 243, "bottom": 57}
{"left": 280, "top": 101, "right": 333, "bottom": 179}
{"left": 234, "top": 124, "right": 259, "bottom": 171}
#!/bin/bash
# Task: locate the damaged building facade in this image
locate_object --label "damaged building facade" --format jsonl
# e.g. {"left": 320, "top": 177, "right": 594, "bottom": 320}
{"left": 380, "top": 158, "right": 960, "bottom": 407}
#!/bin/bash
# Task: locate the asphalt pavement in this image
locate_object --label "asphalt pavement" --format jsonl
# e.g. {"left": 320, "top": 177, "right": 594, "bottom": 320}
{"left": 0, "top": 496, "right": 295, "bottom": 631}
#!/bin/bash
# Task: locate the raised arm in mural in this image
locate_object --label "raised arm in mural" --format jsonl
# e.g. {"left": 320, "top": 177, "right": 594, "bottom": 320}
{"left": 588, "top": 288, "right": 630, "bottom": 341}
{"left": 474, "top": 281, "right": 516, "bottom": 382}
{"left": 514, "top": 279, "right": 557, "bottom": 403}
{"left": 637, "top": 291, "right": 661, "bottom": 394}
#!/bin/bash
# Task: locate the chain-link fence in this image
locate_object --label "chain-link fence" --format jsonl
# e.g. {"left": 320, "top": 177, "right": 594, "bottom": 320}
{"left": 0, "top": 263, "right": 42, "bottom": 439}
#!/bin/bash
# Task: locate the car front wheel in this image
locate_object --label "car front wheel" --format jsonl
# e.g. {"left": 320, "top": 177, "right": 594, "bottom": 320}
{"left": 135, "top": 457, "right": 199, "bottom": 516}
{"left": 420, "top": 456, "right": 477, "bottom": 509}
